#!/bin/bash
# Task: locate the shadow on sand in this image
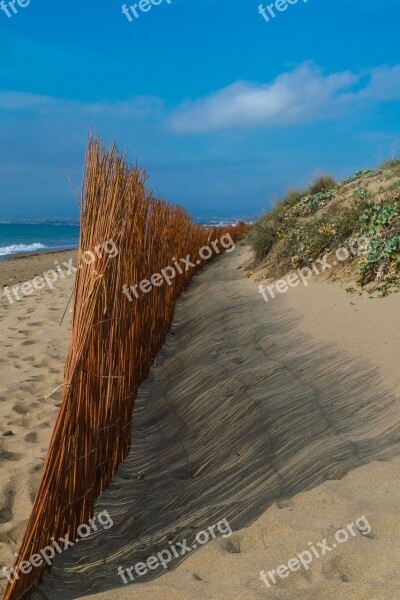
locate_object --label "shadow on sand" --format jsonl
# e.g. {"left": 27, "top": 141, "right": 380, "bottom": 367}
{"left": 32, "top": 248, "right": 400, "bottom": 599}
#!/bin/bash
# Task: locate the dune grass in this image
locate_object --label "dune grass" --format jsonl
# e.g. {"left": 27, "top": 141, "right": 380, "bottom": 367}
{"left": 248, "top": 166, "right": 400, "bottom": 294}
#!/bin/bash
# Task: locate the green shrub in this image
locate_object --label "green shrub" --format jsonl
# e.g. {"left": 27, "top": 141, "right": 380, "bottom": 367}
{"left": 342, "top": 168, "right": 381, "bottom": 185}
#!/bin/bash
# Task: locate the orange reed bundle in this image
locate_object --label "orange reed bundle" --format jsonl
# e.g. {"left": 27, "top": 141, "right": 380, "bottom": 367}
{"left": 2, "top": 137, "right": 246, "bottom": 600}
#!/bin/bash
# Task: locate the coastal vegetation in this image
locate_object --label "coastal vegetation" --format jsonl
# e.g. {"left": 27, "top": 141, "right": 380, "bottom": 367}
{"left": 248, "top": 160, "right": 400, "bottom": 296}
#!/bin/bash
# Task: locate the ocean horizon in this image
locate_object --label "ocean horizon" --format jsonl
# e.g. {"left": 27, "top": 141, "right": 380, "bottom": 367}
{"left": 0, "top": 217, "right": 253, "bottom": 259}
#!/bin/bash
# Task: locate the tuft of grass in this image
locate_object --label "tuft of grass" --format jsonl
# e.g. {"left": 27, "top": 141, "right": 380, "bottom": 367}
{"left": 380, "top": 158, "right": 400, "bottom": 170}
{"left": 380, "top": 158, "right": 400, "bottom": 178}
{"left": 247, "top": 200, "right": 296, "bottom": 261}
{"left": 307, "top": 175, "right": 337, "bottom": 195}
{"left": 281, "top": 188, "right": 305, "bottom": 208}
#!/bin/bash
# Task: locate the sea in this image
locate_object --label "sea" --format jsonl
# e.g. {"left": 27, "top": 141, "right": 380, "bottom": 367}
{"left": 0, "top": 217, "right": 251, "bottom": 260}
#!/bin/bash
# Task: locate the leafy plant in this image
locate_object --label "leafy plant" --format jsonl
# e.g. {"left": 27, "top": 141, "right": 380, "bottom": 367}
{"left": 354, "top": 187, "right": 372, "bottom": 201}
{"left": 292, "top": 191, "right": 334, "bottom": 216}
{"left": 357, "top": 201, "right": 400, "bottom": 286}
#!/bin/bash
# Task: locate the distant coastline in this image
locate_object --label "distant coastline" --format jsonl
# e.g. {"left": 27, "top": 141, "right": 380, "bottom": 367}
{"left": 0, "top": 216, "right": 253, "bottom": 261}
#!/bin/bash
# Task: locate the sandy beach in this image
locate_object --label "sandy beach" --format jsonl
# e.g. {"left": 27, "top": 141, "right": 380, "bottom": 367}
{"left": 0, "top": 250, "right": 76, "bottom": 289}
{"left": 1, "top": 243, "right": 399, "bottom": 599}
{"left": 0, "top": 250, "right": 75, "bottom": 593}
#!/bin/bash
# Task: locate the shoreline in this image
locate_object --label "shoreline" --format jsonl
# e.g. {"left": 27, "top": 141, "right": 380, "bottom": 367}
{"left": 0, "top": 247, "right": 78, "bottom": 262}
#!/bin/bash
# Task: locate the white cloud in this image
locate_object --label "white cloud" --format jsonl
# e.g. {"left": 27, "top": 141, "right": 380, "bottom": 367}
{"left": 0, "top": 92, "right": 54, "bottom": 110}
{"left": 169, "top": 62, "right": 400, "bottom": 133}
{"left": 358, "top": 65, "right": 400, "bottom": 101}
{"left": 3, "top": 62, "right": 400, "bottom": 137}
{"left": 0, "top": 91, "right": 164, "bottom": 120}
{"left": 2, "top": 62, "right": 400, "bottom": 139}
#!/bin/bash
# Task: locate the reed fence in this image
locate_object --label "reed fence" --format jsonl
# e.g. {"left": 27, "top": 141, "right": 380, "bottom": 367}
{"left": 2, "top": 137, "right": 247, "bottom": 600}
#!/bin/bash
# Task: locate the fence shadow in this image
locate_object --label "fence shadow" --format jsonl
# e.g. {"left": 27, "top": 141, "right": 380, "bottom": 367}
{"left": 32, "top": 247, "right": 400, "bottom": 599}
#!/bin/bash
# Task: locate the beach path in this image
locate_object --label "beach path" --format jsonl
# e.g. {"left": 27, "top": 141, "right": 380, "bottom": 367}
{"left": 18, "top": 242, "right": 400, "bottom": 600}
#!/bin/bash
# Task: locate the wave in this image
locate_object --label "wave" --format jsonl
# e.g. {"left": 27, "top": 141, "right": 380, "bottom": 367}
{"left": 194, "top": 216, "right": 253, "bottom": 227}
{"left": 0, "top": 243, "right": 47, "bottom": 257}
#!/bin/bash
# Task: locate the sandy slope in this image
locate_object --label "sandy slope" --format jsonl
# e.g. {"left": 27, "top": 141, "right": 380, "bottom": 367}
{"left": 284, "top": 280, "right": 400, "bottom": 396}
{"left": 1, "top": 244, "right": 400, "bottom": 600}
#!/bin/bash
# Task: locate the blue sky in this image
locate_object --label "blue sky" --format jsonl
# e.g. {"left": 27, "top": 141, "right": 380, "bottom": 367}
{"left": 0, "top": 0, "right": 399, "bottom": 220}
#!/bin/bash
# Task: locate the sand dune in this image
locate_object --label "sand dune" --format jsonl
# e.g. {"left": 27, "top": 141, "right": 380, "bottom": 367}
{"left": 1, "top": 243, "right": 396, "bottom": 599}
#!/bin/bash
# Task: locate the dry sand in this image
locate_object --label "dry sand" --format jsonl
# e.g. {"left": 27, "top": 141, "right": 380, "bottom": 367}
{"left": 0, "top": 250, "right": 75, "bottom": 596}
{"left": 0, "top": 250, "right": 74, "bottom": 289}
{"left": 1, "top": 243, "right": 400, "bottom": 600}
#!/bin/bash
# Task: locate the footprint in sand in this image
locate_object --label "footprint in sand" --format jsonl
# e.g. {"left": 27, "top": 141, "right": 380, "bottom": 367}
{"left": 0, "top": 449, "right": 21, "bottom": 462}
{"left": 12, "top": 404, "right": 30, "bottom": 415}
{"left": 0, "top": 489, "right": 14, "bottom": 525}
{"left": 0, "top": 523, "right": 21, "bottom": 545}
